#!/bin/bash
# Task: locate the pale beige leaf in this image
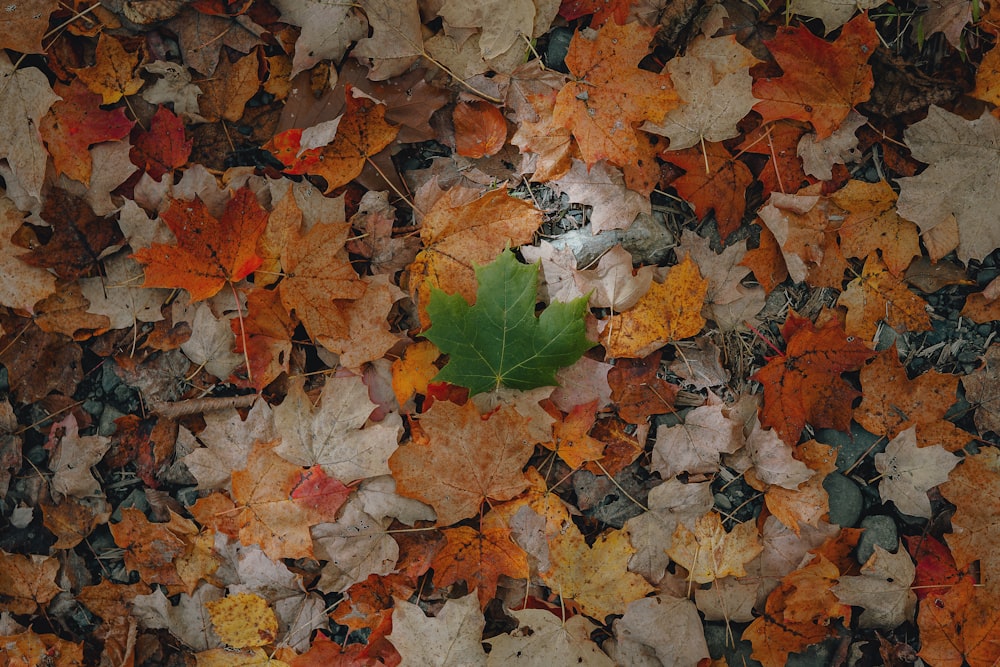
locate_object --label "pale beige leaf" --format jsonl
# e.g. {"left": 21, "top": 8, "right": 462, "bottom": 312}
{"left": 486, "top": 609, "right": 613, "bottom": 666}
{"left": 553, "top": 159, "right": 650, "bottom": 234}
{"left": 387, "top": 592, "right": 487, "bottom": 666}
{"left": 874, "top": 426, "right": 958, "bottom": 518}
{"left": 832, "top": 544, "right": 916, "bottom": 628}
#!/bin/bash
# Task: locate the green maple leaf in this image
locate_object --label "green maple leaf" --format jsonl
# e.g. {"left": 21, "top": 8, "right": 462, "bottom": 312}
{"left": 423, "top": 248, "right": 594, "bottom": 395}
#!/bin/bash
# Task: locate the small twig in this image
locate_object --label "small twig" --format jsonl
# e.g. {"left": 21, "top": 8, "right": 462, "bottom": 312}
{"left": 147, "top": 394, "right": 259, "bottom": 419}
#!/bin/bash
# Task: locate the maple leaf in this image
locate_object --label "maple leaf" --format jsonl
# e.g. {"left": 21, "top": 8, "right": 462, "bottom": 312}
{"left": 742, "top": 554, "right": 852, "bottom": 667}
{"left": 541, "top": 525, "right": 653, "bottom": 620}
{"left": 424, "top": 248, "right": 593, "bottom": 395}
{"left": 874, "top": 427, "right": 958, "bottom": 518}
{"left": 553, "top": 159, "right": 650, "bottom": 234}
{"left": 896, "top": 106, "right": 1000, "bottom": 262}
{"left": 831, "top": 179, "right": 921, "bottom": 275}
{"left": 854, "top": 345, "right": 958, "bottom": 440}
{"left": 0, "top": 0, "right": 57, "bottom": 53}
{"left": 838, "top": 253, "right": 932, "bottom": 341}
{"left": 833, "top": 544, "right": 916, "bottom": 628}
{"left": 0, "top": 551, "right": 60, "bottom": 615}
{"left": 0, "top": 53, "right": 60, "bottom": 201}
{"left": 131, "top": 106, "right": 192, "bottom": 180}
{"left": 624, "top": 478, "right": 713, "bottom": 582}
{"left": 206, "top": 593, "right": 278, "bottom": 648}
{"left": 961, "top": 345, "right": 1000, "bottom": 435}
{"left": 752, "top": 312, "right": 875, "bottom": 446}
{"left": 487, "top": 609, "right": 613, "bottom": 665}
{"left": 438, "top": 0, "right": 536, "bottom": 59}
{"left": 231, "top": 441, "right": 352, "bottom": 561}
{"left": 917, "top": 576, "right": 1000, "bottom": 667}
{"left": 651, "top": 400, "right": 742, "bottom": 478}
{"left": 272, "top": 375, "right": 402, "bottom": 483}
{"left": 455, "top": 101, "right": 509, "bottom": 159}
{"left": 645, "top": 34, "right": 760, "bottom": 150}
{"left": 266, "top": 87, "right": 399, "bottom": 193}
{"left": 662, "top": 141, "right": 754, "bottom": 242}
{"left": 607, "top": 351, "right": 680, "bottom": 424}
{"left": 0, "top": 193, "right": 56, "bottom": 312}
{"left": 72, "top": 33, "right": 144, "bottom": 105}
{"left": 196, "top": 50, "right": 260, "bottom": 123}
{"left": 431, "top": 521, "right": 529, "bottom": 609}
{"left": 939, "top": 447, "right": 1000, "bottom": 588}
{"left": 613, "top": 595, "right": 711, "bottom": 666}
{"left": 40, "top": 80, "right": 134, "bottom": 186}
{"left": 110, "top": 508, "right": 199, "bottom": 594}
{"left": 553, "top": 22, "right": 678, "bottom": 168}
{"left": 601, "top": 254, "right": 708, "bottom": 358}
{"left": 669, "top": 512, "right": 763, "bottom": 584}
{"left": 132, "top": 187, "right": 266, "bottom": 301}
{"left": 271, "top": 0, "right": 367, "bottom": 76}
{"left": 753, "top": 14, "right": 878, "bottom": 139}
{"left": 387, "top": 592, "right": 487, "bottom": 666}
{"left": 389, "top": 401, "right": 534, "bottom": 525}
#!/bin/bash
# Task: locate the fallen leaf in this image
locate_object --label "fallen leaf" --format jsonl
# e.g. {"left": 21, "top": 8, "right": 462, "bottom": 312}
{"left": 651, "top": 400, "right": 742, "bottom": 478}
{"left": 266, "top": 87, "right": 398, "bottom": 193}
{"left": 796, "top": 109, "right": 865, "bottom": 181}
{"left": 439, "top": 0, "right": 535, "bottom": 59}
{"left": 752, "top": 14, "right": 878, "bottom": 139}
{"left": 832, "top": 544, "right": 916, "bottom": 628}
{"left": 432, "top": 518, "right": 529, "bottom": 609}
{"left": 553, "top": 159, "right": 650, "bottom": 234}
{"left": 832, "top": 179, "right": 921, "bottom": 275}
{"left": 389, "top": 401, "right": 535, "bottom": 525}
{"left": 0, "top": 0, "right": 58, "bottom": 53}
{"left": 424, "top": 248, "right": 593, "bottom": 395}
{"left": 838, "top": 253, "right": 931, "bottom": 341}
{"left": 742, "top": 554, "right": 851, "bottom": 667}
{"left": 197, "top": 50, "right": 260, "bottom": 123}
{"left": 273, "top": 375, "right": 401, "bottom": 483}
{"left": 206, "top": 593, "right": 278, "bottom": 648}
{"left": 0, "top": 193, "right": 57, "bottom": 312}
{"left": 542, "top": 526, "right": 654, "bottom": 620}
{"left": 132, "top": 188, "right": 266, "bottom": 301}
{"left": 939, "top": 446, "right": 1000, "bottom": 588}
{"left": 0, "top": 53, "right": 60, "bottom": 201}
{"left": 958, "top": 337, "right": 1000, "bottom": 435}
{"left": 624, "top": 478, "right": 713, "bottom": 583}
{"left": 231, "top": 441, "right": 352, "bottom": 561}
{"left": 387, "top": 592, "right": 486, "bottom": 666}
{"left": 130, "top": 106, "right": 193, "bottom": 180}
{"left": 278, "top": 221, "right": 366, "bottom": 344}
{"left": 874, "top": 426, "right": 957, "bottom": 518}
{"left": 409, "top": 186, "right": 542, "bottom": 327}
{"left": 612, "top": 595, "right": 710, "bottom": 667}
{"left": 453, "top": 100, "right": 508, "bottom": 158}
{"left": 553, "top": 22, "right": 677, "bottom": 168}
{"left": 40, "top": 80, "right": 134, "bottom": 185}
{"left": 752, "top": 311, "right": 875, "bottom": 446}
{"left": 72, "top": 33, "right": 144, "bottom": 105}
{"left": 645, "top": 33, "right": 760, "bottom": 150}
{"left": 607, "top": 351, "right": 680, "bottom": 424}
{"left": 271, "top": 0, "right": 367, "bottom": 76}
{"left": 0, "top": 551, "right": 61, "bottom": 614}
{"left": 601, "top": 254, "right": 708, "bottom": 358}
{"left": 663, "top": 141, "right": 754, "bottom": 242}
{"left": 896, "top": 106, "right": 1000, "bottom": 262}
{"left": 486, "top": 608, "right": 613, "bottom": 666}
{"left": 917, "top": 576, "right": 1000, "bottom": 667}
{"left": 668, "top": 512, "right": 763, "bottom": 583}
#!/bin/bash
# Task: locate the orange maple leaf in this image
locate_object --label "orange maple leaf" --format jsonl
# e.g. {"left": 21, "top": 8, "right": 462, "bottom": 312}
{"left": 432, "top": 521, "right": 529, "bottom": 609}
{"left": 918, "top": 577, "right": 1000, "bottom": 667}
{"left": 743, "top": 554, "right": 852, "bottom": 667}
{"left": 131, "top": 187, "right": 267, "bottom": 302}
{"left": 752, "top": 311, "right": 875, "bottom": 446}
{"left": 265, "top": 86, "right": 399, "bottom": 193}
{"left": 662, "top": 141, "right": 754, "bottom": 242}
{"left": 752, "top": 14, "right": 878, "bottom": 139}
{"left": 453, "top": 101, "right": 507, "bottom": 158}
{"left": 553, "top": 22, "right": 678, "bottom": 168}
{"left": 838, "top": 253, "right": 931, "bottom": 341}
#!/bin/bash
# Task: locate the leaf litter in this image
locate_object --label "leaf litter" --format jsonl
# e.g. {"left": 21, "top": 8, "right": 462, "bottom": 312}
{"left": 1, "top": 1, "right": 1000, "bottom": 666}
